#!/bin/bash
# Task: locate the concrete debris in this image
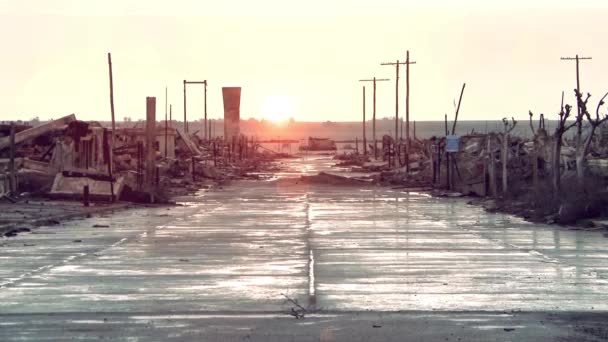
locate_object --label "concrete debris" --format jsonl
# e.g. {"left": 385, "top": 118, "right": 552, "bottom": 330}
{"left": 331, "top": 125, "right": 608, "bottom": 227}
{"left": 299, "top": 137, "right": 337, "bottom": 151}
{"left": 299, "top": 172, "right": 373, "bottom": 186}
{"left": 0, "top": 115, "right": 282, "bottom": 205}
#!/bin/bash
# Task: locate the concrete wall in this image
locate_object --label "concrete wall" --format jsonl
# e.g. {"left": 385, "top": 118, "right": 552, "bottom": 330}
{"left": 222, "top": 87, "right": 241, "bottom": 141}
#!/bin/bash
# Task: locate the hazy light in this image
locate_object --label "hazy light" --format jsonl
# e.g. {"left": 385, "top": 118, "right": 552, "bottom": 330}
{"left": 262, "top": 95, "right": 294, "bottom": 123}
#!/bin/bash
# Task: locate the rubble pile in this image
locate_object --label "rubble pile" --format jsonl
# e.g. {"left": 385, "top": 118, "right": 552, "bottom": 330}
{"left": 331, "top": 125, "right": 608, "bottom": 226}
{"left": 0, "top": 115, "right": 283, "bottom": 204}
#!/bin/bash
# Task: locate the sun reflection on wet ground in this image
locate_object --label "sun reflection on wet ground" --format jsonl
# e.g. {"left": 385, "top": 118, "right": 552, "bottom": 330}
{"left": 0, "top": 154, "right": 608, "bottom": 316}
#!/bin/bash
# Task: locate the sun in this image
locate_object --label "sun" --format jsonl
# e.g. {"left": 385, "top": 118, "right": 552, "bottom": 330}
{"left": 262, "top": 95, "right": 294, "bottom": 123}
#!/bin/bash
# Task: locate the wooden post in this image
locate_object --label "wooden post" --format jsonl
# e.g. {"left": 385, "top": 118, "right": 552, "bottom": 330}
{"left": 532, "top": 151, "right": 539, "bottom": 198}
{"left": 436, "top": 141, "right": 441, "bottom": 185}
{"left": 373, "top": 79, "right": 377, "bottom": 159}
{"left": 183, "top": 80, "right": 187, "bottom": 133}
{"left": 445, "top": 114, "right": 450, "bottom": 190}
{"left": 204, "top": 81, "right": 208, "bottom": 141}
{"left": 387, "top": 141, "right": 391, "bottom": 167}
{"left": 8, "top": 123, "right": 16, "bottom": 194}
{"left": 405, "top": 50, "right": 410, "bottom": 149}
{"left": 395, "top": 63, "right": 399, "bottom": 141}
{"left": 192, "top": 157, "right": 196, "bottom": 182}
{"left": 137, "top": 142, "right": 142, "bottom": 191}
{"left": 146, "top": 97, "right": 156, "bottom": 201}
{"left": 165, "top": 87, "right": 168, "bottom": 158}
{"left": 103, "top": 129, "right": 114, "bottom": 202}
{"left": 83, "top": 185, "right": 89, "bottom": 207}
{"left": 107, "top": 53, "right": 116, "bottom": 202}
{"left": 413, "top": 120, "right": 416, "bottom": 140}
{"left": 362, "top": 86, "right": 367, "bottom": 155}
{"left": 213, "top": 140, "right": 217, "bottom": 166}
{"left": 208, "top": 119, "right": 212, "bottom": 140}
{"left": 451, "top": 83, "right": 466, "bottom": 135}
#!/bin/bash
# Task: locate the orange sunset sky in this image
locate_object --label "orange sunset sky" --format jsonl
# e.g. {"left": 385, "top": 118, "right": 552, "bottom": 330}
{"left": 1, "top": 0, "right": 608, "bottom": 122}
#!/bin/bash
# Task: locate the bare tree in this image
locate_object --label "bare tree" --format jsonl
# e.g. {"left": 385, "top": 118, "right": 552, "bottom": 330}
{"left": 553, "top": 92, "right": 576, "bottom": 194}
{"left": 501, "top": 117, "right": 517, "bottom": 194}
{"left": 528, "top": 111, "right": 547, "bottom": 197}
{"left": 573, "top": 89, "right": 608, "bottom": 183}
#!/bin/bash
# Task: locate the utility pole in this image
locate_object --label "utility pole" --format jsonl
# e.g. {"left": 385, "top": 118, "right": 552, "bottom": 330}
{"left": 360, "top": 77, "right": 390, "bottom": 159}
{"left": 362, "top": 86, "right": 366, "bottom": 154}
{"left": 382, "top": 53, "right": 416, "bottom": 142}
{"left": 183, "top": 80, "right": 187, "bottom": 133}
{"left": 405, "top": 50, "right": 416, "bottom": 151}
{"left": 381, "top": 60, "right": 405, "bottom": 141}
{"left": 204, "top": 81, "right": 208, "bottom": 141}
{"left": 165, "top": 86, "right": 168, "bottom": 158}
{"left": 560, "top": 54, "right": 591, "bottom": 141}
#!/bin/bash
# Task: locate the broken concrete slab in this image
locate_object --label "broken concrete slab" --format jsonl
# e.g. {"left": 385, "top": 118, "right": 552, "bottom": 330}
{"left": 49, "top": 172, "right": 124, "bottom": 201}
{"left": 0, "top": 114, "right": 76, "bottom": 151}
{"left": 176, "top": 128, "right": 202, "bottom": 155}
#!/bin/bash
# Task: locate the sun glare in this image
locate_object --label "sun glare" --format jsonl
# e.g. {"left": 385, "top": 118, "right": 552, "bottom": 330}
{"left": 262, "top": 95, "right": 294, "bottom": 123}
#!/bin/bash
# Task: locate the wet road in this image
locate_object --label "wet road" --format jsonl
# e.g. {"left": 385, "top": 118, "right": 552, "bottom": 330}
{"left": 1, "top": 155, "right": 608, "bottom": 340}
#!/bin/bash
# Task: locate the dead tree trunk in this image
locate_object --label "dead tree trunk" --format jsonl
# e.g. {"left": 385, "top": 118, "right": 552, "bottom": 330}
{"left": 487, "top": 134, "right": 497, "bottom": 197}
{"left": 553, "top": 93, "right": 575, "bottom": 195}
{"left": 501, "top": 117, "right": 517, "bottom": 195}
{"left": 574, "top": 90, "right": 608, "bottom": 184}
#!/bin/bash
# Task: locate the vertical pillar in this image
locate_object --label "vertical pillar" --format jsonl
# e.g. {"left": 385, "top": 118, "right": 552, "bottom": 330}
{"left": 146, "top": 97, "right": 157, "bottom": 198}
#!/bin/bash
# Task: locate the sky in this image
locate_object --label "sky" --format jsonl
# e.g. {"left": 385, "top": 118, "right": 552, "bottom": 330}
{"left": 1, "top": 0, "right": 608, "bottom": 123}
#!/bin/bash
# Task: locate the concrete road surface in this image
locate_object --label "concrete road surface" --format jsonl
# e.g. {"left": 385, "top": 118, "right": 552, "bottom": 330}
{"left": 1, "top": 155, "right": 607, "bottom": 341}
